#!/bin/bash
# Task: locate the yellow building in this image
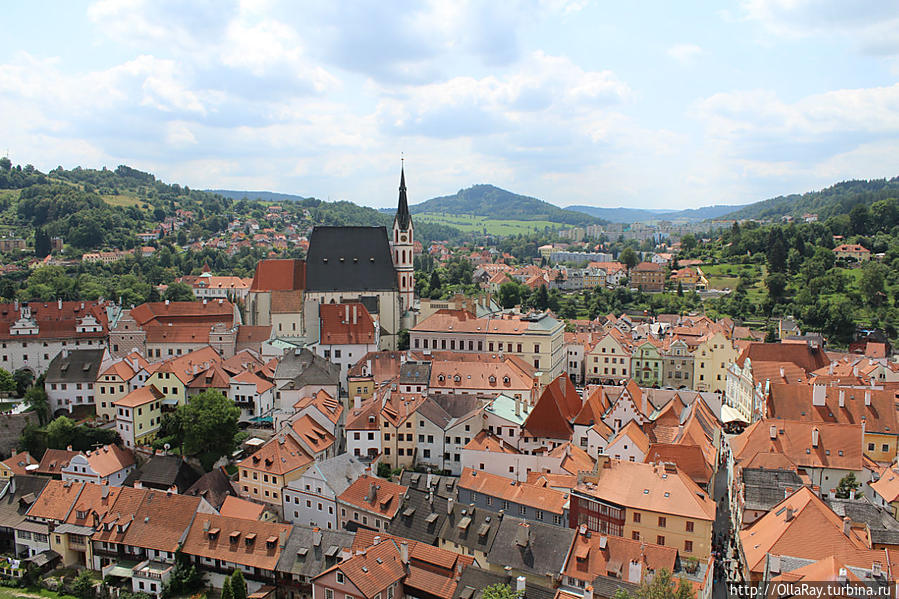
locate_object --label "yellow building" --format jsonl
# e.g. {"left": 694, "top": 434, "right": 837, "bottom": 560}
{"left": 378, "top": 393, "right": 426, "bottom": 470}
{"left": 145, "top": 346, "right": 221, "bottom": 409}
{"left": 237, "top": 434, "right": 313, "bottom": 506}
{"left": 570, "top": 459, "right": 716, "bottom": 559}
{"left": 95, "top": 352, "right": 148, "bottom": 422}
{"left": 114, "top": 385, "right": 164, "bottom": 449}
{"left": 692, "top": 331, "right": 737, "bottom": 393}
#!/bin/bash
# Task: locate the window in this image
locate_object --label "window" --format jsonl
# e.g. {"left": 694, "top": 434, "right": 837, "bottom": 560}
{"left": 633, "top": 512, "right": 641, "bottom": 523}
{"left": 553, "top": 515, "right": 562, "bottom": 525}
{"left": 657, "top": 535, "right": 665, "bottom": 546}
{"left": 883, "top": 444, "right": 890, "bottom": 452}
{"left": 868, "top": 443, "right": 876, "bottom": 451}
{"left": 325, "top": 590, "right": 334, "bottom": 599}
{"left": 684, "top": 540, "right": 693, "bottom": 552}
{"left": 519, "top": 505, "right": 526, "bottom": 515}
{"left": 685, "top": 521, "right": 694, "bottom": 532}
{"left": 632, "top": 531, "right": 640, "bottom": 540}
{"left": 658, "top": 516, "right": 666, "bottom": 528}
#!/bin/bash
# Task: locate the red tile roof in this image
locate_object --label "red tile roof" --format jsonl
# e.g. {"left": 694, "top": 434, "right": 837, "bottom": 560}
{"left": 26, "top": 479, "right": 84, "bottom": 521}
{"left": 114, "top": 385, "right": 164, "bottom": 408}
{"left": 238, "top": 434, "right": 313, "bottom": 476}
{"left": 767, "top": 383, "right": 899, "bottom": 435}
{"left": 0, "top": 300, "right": 110, "bottom": 341}
{"left": 460, "top": 468, "right": 568, "bottom": 515}
{"left": 183, "top": 513, "right": 290, "bottom": 570}
{"left": 319, "top": 303, "right": 376, "bottom": 345}
{"left": 337, "top": 475, "right": 408, "bottom": 519}
{"left": 731, "top": 420, "right": 863, "bottom": 473}
{"left": 130, "top": 300, "right": 235, "bottom": 327}
{"left": 250, "top": 259, "right": 306, "bottom": 291}
{"left": 563, "top": 527, "right": 676, "bottom": 584}
{"left": 523, "top": 374, "right": 582, "bottom": 439}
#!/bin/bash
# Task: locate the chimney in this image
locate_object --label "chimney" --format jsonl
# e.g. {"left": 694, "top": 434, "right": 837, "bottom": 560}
{"left": 584, "top": 585, "right": 594, "bottom": 599}
{"left": 447, "top": 497, "right": 454, "bottom": 514}
{"left": 779, "top": 367, "right": 785, "bottom": 379}
{"left": 353, "top": 305, "right": 358, "bottom": 326}
{"left": 785, "top": 507, "right": 795, "bottom": 522}
{"left": 873, "top": 561, "right": 883, "bottom": 577}
{"left": 516, "top": 576, "right": 526, "bottom": 594}
{"left": 628, "top": 559, "right": 643, "bottom": 583}
{"left": 838, "top": 568, "right": 848, "bottom": 583}
{"left": 769, "top": 425, "right": 777, "bottom": 440}
{"left": 400, "top": 541, "right": 409, "bottom": 565}
{"left": 839, "top": 390, "right": 845, "bottom": 408}
{"left": 769, "top": 554, "right": 781, "bottom": 574}
{"left": 312, "top": 527, "right": 322, "bottom": 547}
{"left": 165, "top": 299, "right": 170, "bottom": 305}
{"left": 812, "top": 384, "right": 826, "bottom": 407}
{"left": 812, "top": 427, "right": 819, "bottom": 448}
{"left": 865, "top": 390, "right": 871, "bottom": 406}
{"left": 843, "top": 516, "right": 851, "bottom": 537}
{"left": 345, "top": 304, "right": 350, "bottom": 324}
{"left": 515, "top": 395, "right": 521, "bottom": 417}
{"left": 373, "top": 535, "right": 380, "bottom": 546}
{"left": 58, "top": 298, "right": 62, "bottom": 310}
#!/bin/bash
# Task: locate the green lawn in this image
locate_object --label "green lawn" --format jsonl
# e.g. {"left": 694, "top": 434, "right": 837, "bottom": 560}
{"left": 415, "top": 212, "right": 560, "bottom": 236}
{"left": 100, "top": 193, "right": 147, "bottom": 209}
{"left": 0, "top": 588, "right": 77, "bottom": 599}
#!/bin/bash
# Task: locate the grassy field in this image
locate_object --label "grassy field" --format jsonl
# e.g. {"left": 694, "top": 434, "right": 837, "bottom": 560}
{"left": 100, "top": 193, "right": 147, "bottom": 209}
{"left": 414, "top": 212, "right": 559, "bottom": 236}
{"left": 702, "top": 262, "right": 768, "bottom": 302}
{"left": 0, "top": 190, "right": 19, "bottom": 203}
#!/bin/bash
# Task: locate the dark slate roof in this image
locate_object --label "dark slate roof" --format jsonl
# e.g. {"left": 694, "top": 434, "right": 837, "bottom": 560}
{"left": 742, "top": 468, "right": 805, "bottom": 511}
{"left": 591, "top": 576, "right": 640, "bottom": 599}
{"left": 826, "top": 498, "right": 899, "bottom": 536}
{"left": 123, "top": 455, "right": 202, "bottom": 493}
{"left": 399, "top": 362, "right": 431, "bottom": 385}
{"left": 276, "top": 525, "right": 354, "bottom": 577}
{"left": 184, "top": 467, "right": 238, "bottom": 510}
{"left": 452, "top": 565, "right": 554, "bottom": 599}
{"left": 486, "top": 515, "right": 575, "bottom": 578}
{"left": 387, "top": 488, "right": 448, "bottom": 545}
{"left": 438, "top": 502, "right": 500, "bottom": 556}
{"left": 416, "top": 398, "right": 452, "bottom": 430}
{"left": 395, "top": 167, "right": 411, "bottom": 231}
{"left": 0, "top": 475, "right": 49, "bottom": 530}
{"left": 275, "top": 349, "right": 340, "bottom": 390}
{"left": 399, "top": 471, "right": 458, "bottom": 500}
{"left": 431, "top": 394, "right": 483, "bottom": 420}
{"left": 305, "top": 226, "right": 398, "bottom": 292}
{"left": 44, "top": 349, "right": 105, "bottom": 383}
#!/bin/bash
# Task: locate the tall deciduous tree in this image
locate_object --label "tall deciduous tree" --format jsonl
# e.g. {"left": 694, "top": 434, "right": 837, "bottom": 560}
{"left": 176, "top": 390, "right": 240, "bottom": 469}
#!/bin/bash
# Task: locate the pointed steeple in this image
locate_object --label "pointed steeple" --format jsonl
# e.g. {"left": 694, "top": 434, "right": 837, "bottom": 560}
{"left": 395, "top": 164, "right": 411, "bottom": 231}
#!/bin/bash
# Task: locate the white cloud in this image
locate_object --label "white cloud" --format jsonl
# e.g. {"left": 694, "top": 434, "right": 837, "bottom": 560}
{"left": 667, "top": 43, "right": 702, "bottom": 64}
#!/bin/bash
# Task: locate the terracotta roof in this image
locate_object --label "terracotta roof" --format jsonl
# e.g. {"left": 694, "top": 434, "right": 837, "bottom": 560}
{"left": 232, "top": 370, "right": 275, "bottom": 394}
{"left": 183, "top": 513, "right": 290, "bottom": 571}
{"left": 269, "top": 290, "right": 304, "bottom": 314}
{"left": 552, "top": 443, "right": 596, "bottom": 475}
{"left": 188, "top": 365, "right": 232, "bottom": 390}
{"left": 99, "top": 353, "right": 149, "bottom": 380}
{"left": 346, "top": 399, "right": 381, "bottom": 431}
{"left": 219, "top": 495, "right": 266, "bottom": 521}
{"left": 735, "top": 342, "right": 829, "bottom": 373}
{"left": 318, "top": 537, "right": 406, "bottom": 598}
{"left": 608, "top": 421, "right": 651, "bottom": 455}
{"left": 2, "top": 451, "right": 37, "bottom": 476}
{"left": 0, "top": 300, "right": 110, "bottom": 341}
{"left": 36, "top": 449, "right": 79, "bottom": 476}
{"left": 523, "top": 374, "right": 582, "bottom": 439}
{"left": 26, "top": 479, "right": 83, "bottom": 521}
{"left": 633, "top": 262, "right": 663, "bottom": 272}
{"left": 114, "top": 384, "right": 164, "bottom": 408}
{"left": 289, "top": 415, "right": 336, "bottom": 455}
{"left": 460, "top": 468, "right": 568, "bottom": 515}
{"left": 871, "top": 465, "right": 899, "bottom": 503}
{"left": 740, "top": 487, "right": 881, "bottom": 575}
{"left": 236, "top": 325, "right": 272, "bottom": 344}
{"left": 562, "top": 527, "right": 676, "bottom": 584}
{"left": 250, "top": 259, "right": 306, "bottom": 291}
{"left": 463, "top": 431, "right": 519, "bottom": 454}
{"left": 154, "top": 346, "right": 223, "bottom": 385}
{"left": 767, "top": 383, "right": 899, "bottom": 435}
{"left": 731, "top": 420, "right": 863, "bottom": 473}
{"left": 833, "top": 244, "right": 870, "bottom": 253}
{"left": 430, "top": 360, "right": 533, "bottom": 393}
{"left": 574, "top": 386, "right": 613, "bottom": 427}
{"left": 337, "top": 475, "right": 408, "bottom": 519}
{"left": 66, "top": 483, "right": 123, "bottom": 526}
{"left": 238, "top": 434, "right": 313, "bottom": 476}
{"left": 644, "top": 444, "right": 713, "bottom": 487}
{"left": 319, "top": 303, "right": 376, "bottom": 345}
{"left": 412, "top": 309, "right": 560, "bottom": 335}
{"left": 79, "top": 444, "right": 135, "bottom": 477}
{"left": 577, "top": 459, "right": 716, "bottom": 521}
{"left": 293, "top": 389, "right": 343, "bottom": 425}
{"left": 130, "top": 300, "right": 235, "bottom": 328}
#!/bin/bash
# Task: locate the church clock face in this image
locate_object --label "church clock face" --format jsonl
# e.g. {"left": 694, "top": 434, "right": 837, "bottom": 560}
{"left": 400, "top": 234, "right": 407, "bottom": 242}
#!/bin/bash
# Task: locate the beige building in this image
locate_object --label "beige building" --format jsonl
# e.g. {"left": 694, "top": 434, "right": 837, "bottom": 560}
{"left": 410, "top": 309, "right": 565, "bottom": 383}
{"left": 692, "top": 331, "right": 737, "bottom": 393}
{"left": 237, "top": 433, "right": 313, "bottom": 506}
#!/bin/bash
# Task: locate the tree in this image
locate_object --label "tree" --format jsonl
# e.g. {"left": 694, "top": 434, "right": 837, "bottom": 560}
{"left": 619, "top": 248, "right": 638, "bottom": 271}
{"left": 680, "top": 234, "right": 697, "bottom": 252}
{"left": 498, "top": 281, "right": 522, "bottom": 309}
{"left": 482, "top": 584, "right": 522, "bottom": 599}
{"left": 766, "top": 227, "right": 787, "bottom": 273}
{"left": 163, "top": 282, "right": 195, "bottom": 302}
{"left": 24, "top": 386, "right": 50, "bottom": 425}
{"left": 34, "top": 227, "right": 51, "bottom": 258}
{"left": 533, "top": 284, "right": 549, "bottom": 310}
{"left": 614, "top": 569, "right": 695, "bottom": 599}
{"left": 175, "top": 390, "right": 240, "bottom": 470}
{"left": 73, "top": 569, "right": 96, "bottom": 599}
{"left": 429, "top": 270, "right": 442, "bottom": 294}
{"left": 397, "top": 329, "right": 410, "bottom": 350}
{"left": 676, "top": 281, "right": 683, "bottom": 297}
{"left": 0, "top": 368, "right": 15, "bottom": 396}
{"left": 231, "top": 570, "right": 247, "bottom": 599}
{"left": 850, "top": 203, "right": 871, "bottom": 236}
{"left": 859, "top": 261, "right": 888, "bottom": 307}
{"left": 835, "top": 472, "right": 860, "bottom": 499}
{"left": 46, "top": 415, "right": 77, "bottom": 449}
{"left": 765, "top": 272, "right": 788, "bottom": 301}
{"left": 13, "top": 369, "right": 34, "bottom": 397}
{"left": 220, "top": 576, "right": 233, "bottom": 599}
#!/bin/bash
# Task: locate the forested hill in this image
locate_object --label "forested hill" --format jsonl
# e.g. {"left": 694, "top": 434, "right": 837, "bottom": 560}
{"left": 208, "top": 189, "right": 312, "bottom": 203}
{"left": 724, "top": 177, "right": 899, "bottom": 221}
{"left": 565, "top": 204, "right": 738, "bottom": 223}
{"left": 411, "top": 184, "right": 605, "bottom": 226}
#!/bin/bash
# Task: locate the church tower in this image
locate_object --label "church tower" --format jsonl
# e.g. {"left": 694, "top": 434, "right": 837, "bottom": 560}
{"left": 391, "top": 164, "right": 415, "bottom": 313}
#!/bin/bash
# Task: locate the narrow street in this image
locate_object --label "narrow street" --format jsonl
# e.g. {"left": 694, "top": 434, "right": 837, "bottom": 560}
{"left": 712, "top": 439, "right": 738, "bottom": 599}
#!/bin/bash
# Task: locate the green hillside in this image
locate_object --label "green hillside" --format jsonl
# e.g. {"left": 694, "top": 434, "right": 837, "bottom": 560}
{"left": 411, "top": 184, "right": 604, "bottom": 226}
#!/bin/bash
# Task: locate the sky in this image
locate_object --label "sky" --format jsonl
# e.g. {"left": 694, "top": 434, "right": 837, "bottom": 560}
{"left": 2, "top": 1, "right": 899, "bottom": 210}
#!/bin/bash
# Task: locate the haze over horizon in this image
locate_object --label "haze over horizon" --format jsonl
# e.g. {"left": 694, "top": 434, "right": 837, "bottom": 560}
{"left": 3, "top": 1, "right": 899, "bottom": 210}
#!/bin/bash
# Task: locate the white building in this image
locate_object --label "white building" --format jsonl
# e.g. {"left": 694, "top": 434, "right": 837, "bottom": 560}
{"left": 61, "top": 445, "right": 135, "bottom": 486}
{"left": 44, "top": 348, "right": 106, "bottom": 415}
{"left": 282, "top": 454, "right": 367, "bottom": 530}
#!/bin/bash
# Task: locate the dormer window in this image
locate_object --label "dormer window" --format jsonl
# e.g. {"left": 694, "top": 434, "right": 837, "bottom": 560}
{"left": 438, "top": 375, "right": 445, "bottom": 383}
{"left": 454, "top": 375, "right": 461, "bottom": 383}
{"left": 488, "top": 376, "right": 496, "bottom": 384}
{"left": 503, "top": 377, "right": 510, "bottom": 384}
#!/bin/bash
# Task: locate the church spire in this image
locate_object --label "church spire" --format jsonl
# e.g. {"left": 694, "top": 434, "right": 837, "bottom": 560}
{"left": 395, "top": 162, "right": 411, "bottom": 231}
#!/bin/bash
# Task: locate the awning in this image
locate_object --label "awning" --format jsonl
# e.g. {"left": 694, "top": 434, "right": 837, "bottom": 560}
{"left": 721, "top": 404, "right": 748, "bottom": 424}
{"left": 106, "top": 564, "right": 137, "bottom": 578}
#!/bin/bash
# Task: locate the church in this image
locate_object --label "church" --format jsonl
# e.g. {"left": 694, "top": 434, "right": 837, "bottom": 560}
{"left": 246, "top": 167, "right": 416, "bottom": 349}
